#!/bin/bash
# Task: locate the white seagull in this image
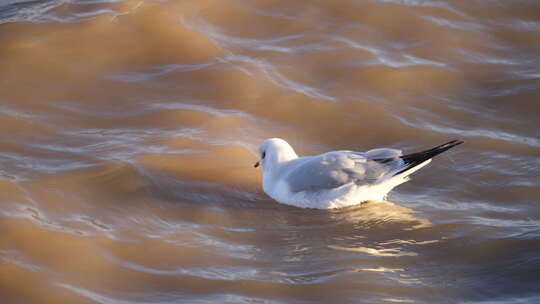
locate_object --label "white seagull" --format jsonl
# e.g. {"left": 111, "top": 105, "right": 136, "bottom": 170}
{"left": 254, "top": 138, "right": 463, "bottom": 209}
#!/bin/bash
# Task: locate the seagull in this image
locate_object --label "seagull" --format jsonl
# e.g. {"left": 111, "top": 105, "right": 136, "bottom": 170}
{"left": 254, "top": 138, "right": 463, "bottom": 209}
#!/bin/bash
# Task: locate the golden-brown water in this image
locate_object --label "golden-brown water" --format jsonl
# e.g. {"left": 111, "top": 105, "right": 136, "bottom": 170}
{"left": 1, "top": 0, "right": 540, "bottom": 303}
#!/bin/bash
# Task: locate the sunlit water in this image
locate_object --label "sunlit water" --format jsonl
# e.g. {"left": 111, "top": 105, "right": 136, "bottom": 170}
{"left": 1, "top": 0, "right": 540, "bottom": 303}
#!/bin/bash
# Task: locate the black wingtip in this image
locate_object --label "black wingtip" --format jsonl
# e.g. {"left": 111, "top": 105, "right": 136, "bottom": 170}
{"left": 442, "top": 139, "right": 464, "bottom": 149}
{"left": 393, "top": 139, "right": 464, "bottom": 176}
{"left": 409, "top": 139, "right": 464, "bottom": 159}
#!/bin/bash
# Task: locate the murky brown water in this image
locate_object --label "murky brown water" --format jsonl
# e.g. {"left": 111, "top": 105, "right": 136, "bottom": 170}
{"left": 1, "top": 0, "right": 540, "bottom": 303}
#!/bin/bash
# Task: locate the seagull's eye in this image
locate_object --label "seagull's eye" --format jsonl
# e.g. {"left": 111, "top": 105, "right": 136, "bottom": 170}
{"left": 262, "top": 151, "right": 266, "bottom": 159}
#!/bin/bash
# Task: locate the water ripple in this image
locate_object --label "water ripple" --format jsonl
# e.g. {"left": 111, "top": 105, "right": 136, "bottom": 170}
{"left": 393, "top": 115, "right": 540, "bottom": 148}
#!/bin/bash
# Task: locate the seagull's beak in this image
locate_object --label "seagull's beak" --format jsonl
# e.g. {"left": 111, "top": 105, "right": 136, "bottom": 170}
{"left": 254, "top": 161, "right": 260, "bottom": 168}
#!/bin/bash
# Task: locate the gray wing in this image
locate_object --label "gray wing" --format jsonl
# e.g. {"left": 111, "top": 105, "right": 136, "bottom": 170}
{"left": 285, "top": 149, "right": 404, "bottom": 193}
{"left": 365, "top": 148, "right": 402, "bottom": 160}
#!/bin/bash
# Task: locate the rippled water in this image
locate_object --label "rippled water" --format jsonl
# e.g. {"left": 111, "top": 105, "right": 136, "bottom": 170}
{"left": 1, "top": 0, "right": 540, "bottom": 303}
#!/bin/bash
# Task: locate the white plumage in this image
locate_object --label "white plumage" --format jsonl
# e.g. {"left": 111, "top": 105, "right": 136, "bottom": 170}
{"left": 254, "top": 138, "right": 462, "bottom": 209}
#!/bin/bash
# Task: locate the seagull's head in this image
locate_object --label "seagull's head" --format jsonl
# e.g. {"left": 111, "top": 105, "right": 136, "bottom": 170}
{"left": 254, "top": 138, "right": 298, "bottom": 170}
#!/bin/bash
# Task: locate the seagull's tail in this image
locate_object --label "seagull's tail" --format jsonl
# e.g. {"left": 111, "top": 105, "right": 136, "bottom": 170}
{"left": 393, "top": 140, "right": 464, "bottom": 177}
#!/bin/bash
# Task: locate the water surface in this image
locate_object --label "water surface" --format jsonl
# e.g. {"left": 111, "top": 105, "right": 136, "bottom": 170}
{"left": 1, "top": 0, "right": 540, "bottom": 303}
